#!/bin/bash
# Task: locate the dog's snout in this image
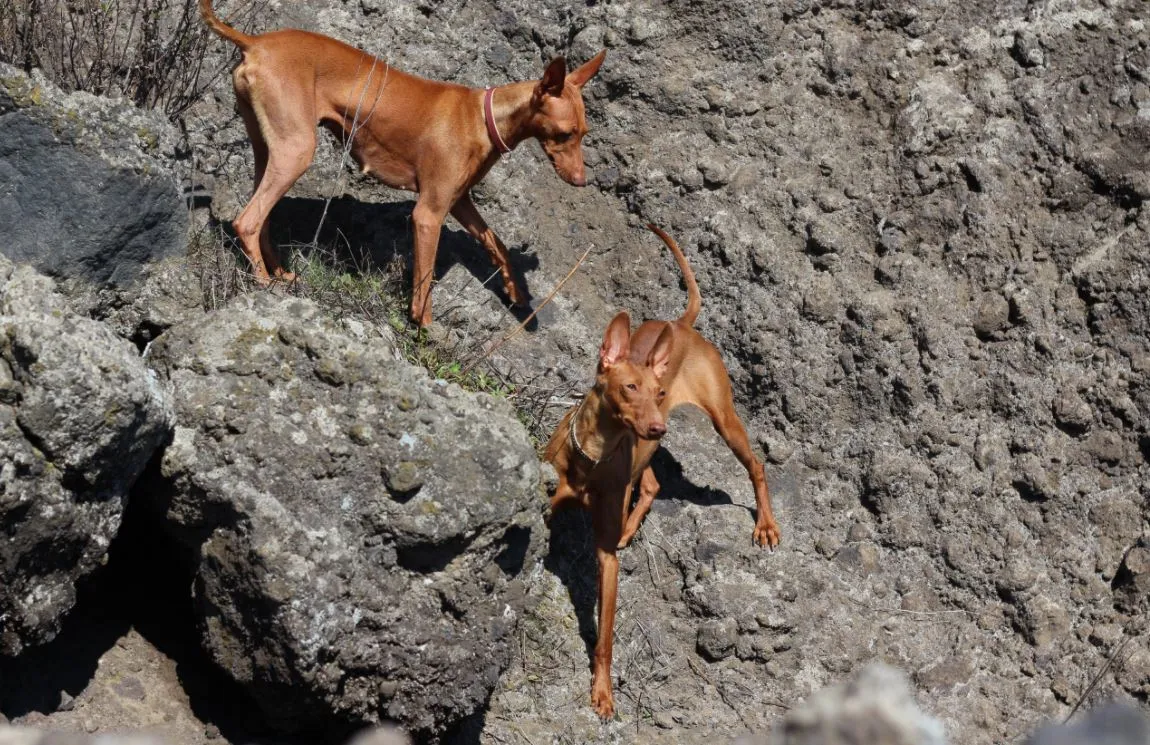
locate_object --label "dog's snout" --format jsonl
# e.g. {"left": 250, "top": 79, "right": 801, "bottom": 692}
{"left": 647, "top": 421, "right": 667, "bottom": 438}
{"left": 568, "top": 171, "right": 587, "bottom": 187}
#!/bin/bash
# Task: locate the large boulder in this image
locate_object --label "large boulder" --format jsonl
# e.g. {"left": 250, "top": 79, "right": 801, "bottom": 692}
{"left": 0, "top": 64, "right": 187, "bottom": 287}
{"left": 146, "top": 293, "right": 545, "bottom": 736}
{"left": 0, "top": 257, "right": 173, "bottom": 655}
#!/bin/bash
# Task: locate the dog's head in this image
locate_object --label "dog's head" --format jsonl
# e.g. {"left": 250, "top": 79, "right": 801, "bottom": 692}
{"left": 595, "top": 312, "right": 671, "bottom": 441}
{"left": 528, "top": 51, "right": 607, "bottom": 187}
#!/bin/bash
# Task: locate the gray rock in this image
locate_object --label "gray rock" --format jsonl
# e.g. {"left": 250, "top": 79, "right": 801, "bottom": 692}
{"left": 0, "top": 64, "right": 186, "bottom": 287}
{"left": 178, "top": 0, "right": 1150, "bottom": 740}
{"left": 696, "top": 617, "right": 738, "bottom": 661}
{"left": 146, "top": 293, "right": 544, "bottom": 736}
{"left": 0, "top": 257, "right": 172, "bottom": 656}
{"left": 973, "top": 292, "right": 1011, "bottom": 339}
{"left": 1113, "top": 539, "right": 1150, "bottom": 614}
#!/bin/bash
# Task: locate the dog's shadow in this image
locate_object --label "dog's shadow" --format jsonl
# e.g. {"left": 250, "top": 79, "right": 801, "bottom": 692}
{"left": 544, "top": 447, "right": 736, "bottom": 668}
{"left": 224, "top": 194, "right": 543, "bottom": 327}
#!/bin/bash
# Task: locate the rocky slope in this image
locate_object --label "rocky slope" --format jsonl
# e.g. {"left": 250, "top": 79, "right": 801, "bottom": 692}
{"left": 0, "top": 0, "right": 1147, "bottom": 742}
{"left": 187, "top": 0, "right": 1149, "bottom": 741}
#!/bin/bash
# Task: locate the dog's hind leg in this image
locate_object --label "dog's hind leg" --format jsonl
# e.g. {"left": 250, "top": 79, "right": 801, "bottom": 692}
{"left": 231, "top": 70, "right": 316, "bottom": 284}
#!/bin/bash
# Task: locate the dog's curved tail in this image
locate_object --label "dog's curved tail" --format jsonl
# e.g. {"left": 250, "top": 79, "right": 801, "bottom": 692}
{"left": 647, "top": 224, "right": 701, "bottom": 327}
{"left": 200, "top": 0, "right": 253, "bottom": 50}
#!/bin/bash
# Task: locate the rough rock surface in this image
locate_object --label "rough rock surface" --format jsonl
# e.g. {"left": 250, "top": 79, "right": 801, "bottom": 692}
{"left": 2, "top": 0, "right": 1138, "bottom": 739}
{"left": 188, "top": 0, "right": 1150, "bottom": 740}
{"left": 0, "top": 257, "right": 173, "bottom": 656}
{"left": 145, "top": 293, "right": 544, "bottom": 736}
{"left": 0, "top": 63, "right": 187, "bottom": 286}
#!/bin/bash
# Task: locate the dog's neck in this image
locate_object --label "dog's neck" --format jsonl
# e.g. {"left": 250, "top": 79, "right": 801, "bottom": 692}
{"left": 568, "top": 388, "right": 629, "bottom": 468}
{"left": 486, "top": 81, "right": 542, "bottom": 152}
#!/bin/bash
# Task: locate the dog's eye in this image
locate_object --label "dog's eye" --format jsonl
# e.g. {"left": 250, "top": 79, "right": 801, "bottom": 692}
{"left": 658, "top": 389, "right": 667, "bottom": 399}
{"left": 625, "top": 383, "right": 638, "bottom": 391}
{"left": 555, "top": 132, "right": 573, "bottom": 143}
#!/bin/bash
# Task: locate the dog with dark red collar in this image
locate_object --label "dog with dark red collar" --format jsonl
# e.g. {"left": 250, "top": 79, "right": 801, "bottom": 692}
{"left": 201, "top": 0, "right": 605, "bottom": 326}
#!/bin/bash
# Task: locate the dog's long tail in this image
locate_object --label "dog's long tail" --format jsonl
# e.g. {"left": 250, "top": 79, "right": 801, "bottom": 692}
{"left": 647, "top": 224, "right": 701, "bottom": 327}
{"left": 200, "top": 0, "right": 253, "bottom": 50}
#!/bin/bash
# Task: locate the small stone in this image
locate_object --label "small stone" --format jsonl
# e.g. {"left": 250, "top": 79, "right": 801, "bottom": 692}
{"left": 314, "top": 358, "right": 347, "bottom": 386}
{"left": 1113, "top": 541, "right": 1150, "bottom": 613}
{"left": 696, "top": 617, "right": 738, "bottom": 661}
{"left": 973, "top": 292, "right": 1011, "bottom": 338}
{"left": 113, "top": 674, "right": 146, "bottom": 701}
{"left": 1013, "top": 31, "right": 1045, "bottom": 67}
{"left": 383, "top": 461, "right": 423, "bottom": 499}
{"left": 834, "top": 541, "right": 880, "bottom": 575}
{"left": 1018, "top": 594, "right": 1070, "bottom": 649}
{"left": 996, "top": 560, "right": 1037, "bottom": 596}
{"left": 1013, "top": 453, "right": 1058, "bottom": 502}
{"left": 1052, "top": 388, "right": 1092, "bottom": 433}
{"left": 760, "top": 435, "right": 794, "bottom": 464}
{"left": 698, "top": 158, "right": 732, "bottom": 187}
{"left": 1084, "top": 430, "right": 1124, "bottom": 464}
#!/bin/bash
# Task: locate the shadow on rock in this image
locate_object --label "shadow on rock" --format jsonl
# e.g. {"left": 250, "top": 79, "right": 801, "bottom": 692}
{"left": 543, "top": 508, "right": 599, "bottom": 669}
{"left": 649, "top": 447, "right": 737, "bottom": 509}
{"left": 0, "top": 570, "right": 127, "bottom": 719}
{"left": 219, "top": 195, "right": 542, "bottom": 326}
{"left": 543, "top": 447, "right": 739, "bottom": 671}
{"left": 1, "top": 451, "right": 322, "bottom": 745}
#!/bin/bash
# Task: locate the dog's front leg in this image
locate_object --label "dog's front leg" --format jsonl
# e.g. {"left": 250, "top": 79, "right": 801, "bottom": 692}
{"left": 410, "top": 194, "right": 450, "bottom": 327}
{"left": 590, "top": 484, "right": 626, "bottom": 719}
{"left": 450, "top": 193, "right": 527, "bottom": 306}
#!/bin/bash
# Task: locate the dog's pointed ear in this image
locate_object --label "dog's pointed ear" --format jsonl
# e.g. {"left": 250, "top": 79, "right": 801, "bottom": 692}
{"left": 567, "top": 50, "right": 606, "bottom": 89}
{"left": 598, "top": 312, "right": 631, "bottom": 372}
{"left": 647, "top": 325, "right": 674, "bottom": 379}
{"left": 535, "top": 57, "right": 567, "bottom": 100}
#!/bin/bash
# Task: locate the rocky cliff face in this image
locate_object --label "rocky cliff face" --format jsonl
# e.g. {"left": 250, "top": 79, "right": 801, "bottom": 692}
{"left": 0, "top": 0, "right": 1147, "bottom": 743}
{"left": 187, "top": 0, "right": 1150, "bottom": 741}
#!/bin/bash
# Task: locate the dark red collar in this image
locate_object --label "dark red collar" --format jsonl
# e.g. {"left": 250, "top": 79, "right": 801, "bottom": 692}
{"left": 484, "top": 87, "right": 511, "bottom": 155}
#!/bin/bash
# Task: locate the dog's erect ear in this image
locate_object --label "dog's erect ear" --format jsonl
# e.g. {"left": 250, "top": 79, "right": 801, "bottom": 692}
{"left": 598, "top": 312, "right": 631, "bottom": 372}
{"left": 535, "top": 57, "right": 568, "bottom": 100}
{"left": 567, "top": 50, "right": 606, "bottom": 89}
{"left": 647, "top": 325, "right": 674, "bottom": 379}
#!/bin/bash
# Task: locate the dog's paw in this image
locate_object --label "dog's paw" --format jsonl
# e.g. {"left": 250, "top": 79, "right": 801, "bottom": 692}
{"left": 754, "top": 521, "right": 781, "bottom": 550}
{"left": 590, "top": 686, "right": 615, "bottom": 720}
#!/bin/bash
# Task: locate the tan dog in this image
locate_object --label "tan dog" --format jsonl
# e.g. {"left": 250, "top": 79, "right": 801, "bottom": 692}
{"left": 201, "top": 0, "right": 605, "bottom": 325}
{"left": 545, "top": 224, "right": 780, "bottom": 719}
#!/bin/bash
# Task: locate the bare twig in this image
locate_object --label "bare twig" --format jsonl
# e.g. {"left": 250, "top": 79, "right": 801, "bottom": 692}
{"left": 1063, "top": 631, "right": 1136, "bottom": 723}
{"left": 461, "top": 244, "right": 594, "bottom": 375}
